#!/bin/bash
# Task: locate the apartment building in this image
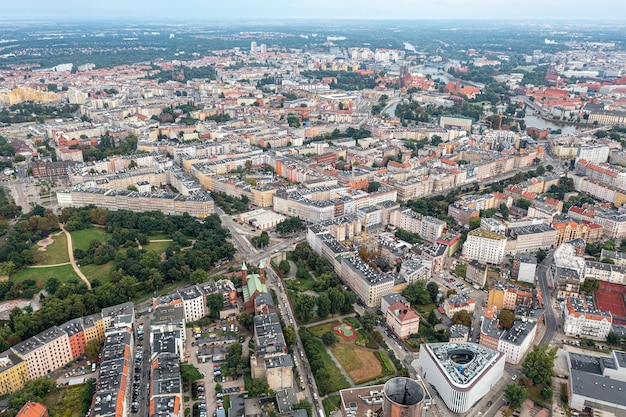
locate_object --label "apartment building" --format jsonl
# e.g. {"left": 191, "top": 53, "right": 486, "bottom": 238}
{"left": 385, "top": 301, "right": 420, "bottom": 339}
{"left": 575, "top": 159, "right": 626, "bottom": 191}
{"left": 466, "top": 260, "right": 488, "bottom": 288}
{"left": 507, "top": 224, "right": 556, "bottom": 254}
{"left": 480, "top": 317, "right": 537, "bottom": 364}
{"left": 463, "top": 228, "right": 506, "bottom": 264}
{"left": 487, "top": 281, "right": 541, "bottom": 311}
{"left": 11, "top": 327, "right": 73, "bottom": 379}
{"left": 176, "top": 286, "right": 207, "bottom": 323}
{"left": 389, "top": 208, "right": 446, "bottom": 243}
{"left": 92, "top": 327, "right": 133, "bottom": 417}
{"left": 58, "top": 186, "right": 214, "bottom": 218}
{"left": 562, "top": 297, "right": 612, "bottom": 340}
{"left": 511, "top": 254, "right": 537, "bottom": 284}
{"left": 584, "top": 260, "right": 626, "bottom": 286}
{"left": 443, "top": 294, "right": 476, "bottom": 318}
{"left": 0, "top": 351, "right": 30, "bottom": 396}
{"left": 250, "top": 313, "right": 293, "bottom": 390}
{"left": 16, "top": 402, "right": 48, "bottom": 417}
{"left": 399, "top": 258, "right": 431, "bottom": 284}
{"left": 340, "top": 256, "right": 395, "bottom": 308}
{"left": 576, "top": 143, "right": 610, "bottom": 164}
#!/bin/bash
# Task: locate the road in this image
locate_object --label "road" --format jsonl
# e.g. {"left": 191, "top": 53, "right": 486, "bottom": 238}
{"left": 537, "top": 254, "right": 558, "bottom": 345}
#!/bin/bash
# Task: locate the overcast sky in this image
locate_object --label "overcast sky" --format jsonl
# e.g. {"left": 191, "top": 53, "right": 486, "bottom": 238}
{"left": 3, "top": 0, "right": 625, "bottom": 20}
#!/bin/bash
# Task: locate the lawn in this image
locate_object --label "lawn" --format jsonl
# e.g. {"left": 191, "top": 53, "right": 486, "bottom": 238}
{"left": 413, "top": 303, "right": 436, "bottom": 314}
{"left": 12, "top": 264, "right": 80, "bottom": 285}
{"left": 32, "top": 232, "right": 70, "bottom": 265}
{"left": 344, "top": 316, "right": 360, "bottom": 329}
{"left": 322, "top": 395, "right": 341, "bottom": 416}
{"left": 144, "top": 240, "right": 172, "bottom": 254}
{"left": 526, "top": 384, "right": 549, "bottom": 406}
{"left": 44, "top": 383, "right": 93, "bottom": 417}
{"left": 308, "top": 321, "right": 339, "bottom": 337}
{"left": 71, "top": 227, "right": 109, "bottom": 252}
{"left": 285, "top": 275, "right": 317, "bottom": 292}
{"left": 330, "top": 344, "right": 383, "bottom": 384}
{"left": 80, "top": 261, "right": 114, "bottom": 284}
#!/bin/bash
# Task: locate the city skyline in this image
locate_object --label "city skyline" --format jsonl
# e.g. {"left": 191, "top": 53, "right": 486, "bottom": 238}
{"left": 2, "top": 0, "right": 625, "bottom": 21}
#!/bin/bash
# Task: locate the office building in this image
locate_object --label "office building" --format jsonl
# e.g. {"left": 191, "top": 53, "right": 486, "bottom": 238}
{"left": 419, "top": 342, "right": 505, "bottom": 413}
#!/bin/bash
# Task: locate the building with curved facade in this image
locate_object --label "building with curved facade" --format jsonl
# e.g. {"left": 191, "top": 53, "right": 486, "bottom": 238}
{"left": 419, "top": 342, "right": 505, "bottom": 413}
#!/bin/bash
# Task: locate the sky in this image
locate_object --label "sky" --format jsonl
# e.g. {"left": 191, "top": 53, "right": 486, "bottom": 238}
{"left": 3, "top": 0, "right": 626, "bottom": 21}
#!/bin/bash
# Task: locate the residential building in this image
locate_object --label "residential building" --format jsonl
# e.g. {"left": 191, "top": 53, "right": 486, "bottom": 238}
{"left": 340, "top": 256, "right": 395, "bottom": 308}
{"left": 562, "top": 297, "right": 613, "bottom": 340}
{"left": 16, "top": 402, "right": 48, "bottom": 417}
{"left": 511, "top": 254, "right": 537, "bottom": 284}
{"left": 0, "top": 351, "right": 30, "bottom": 396}
{"left": 385, "top": 301, "right": 420, "bottom": 339}
{"left": 443, "top": 294, "right": 475, "bottom": 319}
{"left": 466, "top": 260, "right": 488, "bottom": 288}
{"left": 11, "top": 327, "right": 73, "bottom": 379}
{"left": 463, "top": 228, "right": 507, "bottom": 264}
{"left": 480, "top": 317, "right": 537, "bottom": 364}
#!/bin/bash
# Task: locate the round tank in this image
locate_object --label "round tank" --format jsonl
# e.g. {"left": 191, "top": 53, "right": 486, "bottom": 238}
{"left": 383, "top": 377, "right": 425, "bottom": 417}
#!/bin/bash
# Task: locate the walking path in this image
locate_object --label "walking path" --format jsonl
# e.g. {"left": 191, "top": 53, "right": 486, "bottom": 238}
{"left": 27, "top": 262, "right": 71, "bottom": 268}
{"left": 60, "top": 225, "right": 92, "bottom": 290}
{"left": 326, "top": 348, "right": 354, "bottom": 386}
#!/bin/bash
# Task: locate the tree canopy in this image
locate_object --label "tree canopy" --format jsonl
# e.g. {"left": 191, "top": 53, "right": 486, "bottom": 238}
{"left": 522, "top": 343, "right": 557, "bottom": 386}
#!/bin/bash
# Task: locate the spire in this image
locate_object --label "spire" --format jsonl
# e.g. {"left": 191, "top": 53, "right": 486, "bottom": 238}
{"left": 241, "top": 262, "right": 247, "bottom": 270}
{"left": 258, "top": 260, "right": 264, "bottom": 269}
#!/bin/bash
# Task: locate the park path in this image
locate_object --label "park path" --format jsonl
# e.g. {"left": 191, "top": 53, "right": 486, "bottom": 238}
{"left": 27, "top": 262, "right": 71, "bottom": 268}
{"left": 326, "top": 346, "right": 355, "bottom": 386}
{"left": 302, "top": 313, "right": 355, "bottom": 328}
{"left": 60, "top": 225, "right": 92, "bottom": 290}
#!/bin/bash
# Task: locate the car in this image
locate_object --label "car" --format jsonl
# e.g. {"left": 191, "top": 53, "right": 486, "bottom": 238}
{"left": 511, "top": 375, "right": 518, "bottom": 381}
{"left": 486, "top": 401, "right": 493, "bottom": 407}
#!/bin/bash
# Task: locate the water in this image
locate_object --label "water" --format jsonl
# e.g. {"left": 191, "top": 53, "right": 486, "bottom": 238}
{"left": 524, "top": 114, "right": 581, "bottom": 135}
{"left": 385, "top": 102, "right": 399, "bottom": 118}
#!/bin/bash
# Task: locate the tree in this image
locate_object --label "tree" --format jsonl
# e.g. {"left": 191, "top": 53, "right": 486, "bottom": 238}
{"left": 247, "top": 378, "right": 269, "bottom": 397}
{"left": 541, "top": 386, "right": 553, "bottom": 400}
{"left": 293, "top": 400, "right": 313, "bottom": 417}
{"left": 237, "top": 313, "right": 254, "bottom": 330}
{"left": 85, "top": 339, "right": 102, "bottom": 362}
{"left": 427, "top": 282, "right": 439, "bottom": 303}
{"left": 361, "top": 309, "right": 377, "bottom": 332}
{"left": 516, "top": 198, "right": 532, "bottom": 210}
{"left": 498, "top": 309, "right": 515, "bottom": 330}
{"left": 283, "top": 326, "right": 297, "bottom": 346}
{"left": 368, "top": 181, "right": 382, "bottom": 193}
{"left": 317, "top": 293, "right": 331, "bottom": 319}
{"left": 278, "top": 259, "right": 291, "bottom": 274}
{"left": 45, "top": 277, "right": 61, "bottom": 295}
{"left": 606, "top": 331, "right": 623, "bottom": 346}
{"left": 452, "top": 310, "right": 472, "bottom": 327}
{"left": 522, "top": 343, "right": 557, "bottom": 386}
{"left": 504, "top": 384, "right": 527, "bottom": 409}
{"left": 536, "top": 249, "right": 547, "bottom": 263}
{"left": 322, "top": 331, "right": 337, "bottom": 345}
{"left": 207, "top": 293, "right": 224, "bottom": 319}
{"left": 402, "top": 281, "right": 432, "bottom": 305}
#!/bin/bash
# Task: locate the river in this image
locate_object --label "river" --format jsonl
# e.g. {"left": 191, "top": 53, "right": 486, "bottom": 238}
{"left": 385, "top": 102, "right": 399, "bottom": 118}
{"left": 524, "top": 114, "right": 581, "bottom": 134}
